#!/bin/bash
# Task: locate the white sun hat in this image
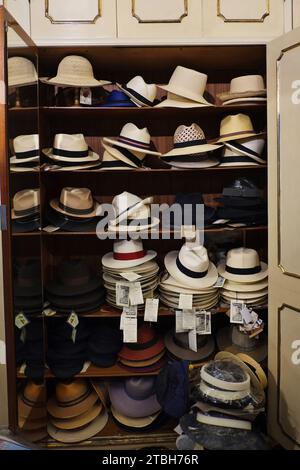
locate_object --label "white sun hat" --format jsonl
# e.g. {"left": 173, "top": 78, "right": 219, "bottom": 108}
{"left": 102, "top": 239, "right": 157, "bottom": 269}
{"left": 109, "top": 192, "right": 153, "bottom": 227}
{"left": 103, "top": 123, "right": 161, "bottom": 156}
{"left": 218, "top": 248, "right": 268, "bottom": 283}
{"left": 225, "top": 136, "right": 266, "bottom": 165}
{"left": 117, "top": 76, "right": 157, "bottom": 107}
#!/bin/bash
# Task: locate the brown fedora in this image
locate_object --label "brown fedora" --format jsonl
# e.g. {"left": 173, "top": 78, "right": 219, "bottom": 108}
{"left": 50, "top": 401, "right": 103, "bottom": 430}
{"left": 18, "top": 381, "right": 47, "bottom": 421}
{"left": 50, "top": 187, "right": 100, "bottom": 219}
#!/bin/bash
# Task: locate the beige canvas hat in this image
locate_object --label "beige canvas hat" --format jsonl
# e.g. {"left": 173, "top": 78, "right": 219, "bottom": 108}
{"left": 102, "top": 239, "right": 156, "bottom": 269}
{"left": 109, "top": 191, "right": 153, "bottom": 226}
{"left": 218, "top": 247, "right": 268, "bottom": 283}
{"left": 100, "top": 149, "right": 137, "bottom": 171}
{"left": 50, "top": 187, "right": 100, "bottom": 219}
{"left": 40, "top": 55, "right": 110, "bottom": 87}
{"left": 103, "top": 123, "right": 161, "bottom": 156}
{"left": 155, "top": 92, "right": 208, "bottom": 108}
{"left": 163, "top": 124, "right": 222, "bottom": 158}
{"left": 47, "top": 380, "right": 99, "bottom": 419}
{"left": 10, "top": 134, "right": 39, "bottom": 164}
{"left": 8, "top": 56, "right": 38, "bottom": 88}
{"left": 158, "top": 66, "right": 212, "bottom": 106}
{"left": 43, "top": 134, "right": 99, "bottom": 163}
{"left": 216, "top": 326, "right": 267, "bottom": 363}
{"left": 217, "top": 114, "right": 264, "bottom": 143}
{"left": 50, "top": 401, "right": 103, "bottom": 430}
{"left": 218, "top": 75, "right": 266, "bottom": 103}
{"left": 11, "top": 189, "right": 40, "bottom": 220}
{"left": 117, "top": 75, "right": 157, "bottom": 107}
{"left": 102, "top": 142, "right": 146, "bottom": 168}
{"left": 223, "top": 278, "right": 268, "bottom": 293}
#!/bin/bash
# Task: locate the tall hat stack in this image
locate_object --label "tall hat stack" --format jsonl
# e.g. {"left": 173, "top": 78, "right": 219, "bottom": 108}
{"left": 102, "top": 123, "right": 161, "bottom": 170}
{"left": 18, "top": 381, "right": 48, "bottom": 442}
{"left": 11, "top": 189, "right": 40, "bottom": 233}
{"left": 47, "top": 379, "right": 108, "bottom": 443}
{"left": 161, "top": 124, "right": 221, "bottom": 169}
{"left": 218, "top": 75, "right": 267, "bottom": 106}
{"left": 10, "top": 135, "right": 40, "bottom": 173}
{"left": 117, "top": 75, "right": 157, "bottom": 107}
{"left": 109, "top": 377, "right": 164, "bottom": 432}
{"left": 43, "top": 134, "right": 101, "bottom": 170}
{"left": 13, "top": 260, "right": 43, "bottom": 314}
{"left": 180, "top": 355, "right": 268, "bottom": 450}
{"left": 159, "top": 241, "right": 219, "bottom": 310}
{"left": 101, "top": 240, "right": 159, "bottom": 309}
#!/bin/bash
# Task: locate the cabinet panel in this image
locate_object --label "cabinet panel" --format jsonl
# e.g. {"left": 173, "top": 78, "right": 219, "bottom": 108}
{"left": 293, "top": 0, "right": 300, "bottom": 28}
{"left": 4, "top": 0, "right": 30, "bottom": 35}
{"left": 30, "top": 0, "right": 117, "bottom": 45}
{"left": 117, "top": 0, "right": 202, "bottom": 40}
{"left": 203, "top": 0, "right": 284, "bottom": 40}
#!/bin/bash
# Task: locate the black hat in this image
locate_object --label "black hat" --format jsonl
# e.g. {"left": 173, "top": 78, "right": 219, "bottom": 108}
{"left": 46, "top": 286, "right": 105, "bottom": 313}
{"left": 88, "top": 325, "right": 122, "bottom": 368}
{"left": 45, "top": 206, "right": 99, "bottom": 233}
{"left": 168, "top": 193, "right": 216, "bottom": 229}
{"left": 13, "top": 260, "right": 42, "bottom": 297}
{"left": 12, "top": 214, "right": 40, "bottom": 233}
{"left": 47, "top": 317, "right": 91, "bottom": 342}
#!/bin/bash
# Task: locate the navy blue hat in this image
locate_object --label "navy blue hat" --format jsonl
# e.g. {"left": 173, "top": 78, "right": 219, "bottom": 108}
{"left": 101, "top": 90, "right": 137, "bottom": 108}
{"left": 89, "top": 353, "right": 118, "bottom": 368}
{"left": 46, "top": 287, "right": 105, "bottom": 310}
{"left": 47, "top": 359, "right": 85, "bottom": 380}
{"left": 88, "top": 325, "right": 122, "bottom": 367}
{"left": 45, "top": 207, "right": 100, "bottom": 233}
{"left": 156, "top": 360, "right": 189, "bottom": 419}
{"left": 12, "top": 216, "right": 40, "bottom": 233}
{"left": 168, "top": 193, "right": 216, "bottom": 229}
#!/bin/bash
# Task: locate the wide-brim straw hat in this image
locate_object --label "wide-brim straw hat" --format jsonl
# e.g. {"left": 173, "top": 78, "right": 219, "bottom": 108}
{"left": 108, "top": 217, "right": 160, "bottom": 233}
{"left": 102, "top": 250, "right": 156, "bottom": 270}
{"left": 102, "top": 142, "right": 145, "bottom": 168}
{"left": 109, "top": 383, "right": 161, "bottom": 419}
{"left": 163, "top": 124, "right": 222, "bottom": 157}
{"left": 216, "top": 114, "right": 265, "bottom": 144}
{"left": 222, "top": 97, "right": 267, "bottom": 106}
{"left": 155, "top": 92, "right": 211, "bottom": 108}
{"left": 225, "top": 140, "right": 266, "bottom": 165}
{"left": 160, "top": 273, "right": 216, "bottom": 292}
{"left": 8, "top": 57, "right": 38, "bottom": 88}
{"left": 100, "top": 149, "right": 137, "bottom": 171}
{"left": 103, "top": 136, "right": 160, "bottom": 156}
{"left": 50, "top": 187, "right": 101, "bottom": 219}
{"left": 50, "top": 401, "right": 103, "bottom": 430}
{"left": 165, "top": 330, "right": 215, "bottom": 362}
{"left": 20, "top": 427, "right": 48, "bottom": 443}
{"left": 103, "top": 123, "right": 161, "bottom": 156}
{"left": 216, "top": 327, "right": 267, "bottom": 363}
{"left": 163, "top": 155, "right": 220, "bottom": 169}
{"left": 116, "top": 76, "right": 156, "bottom": 108}
{"left": 47, "top": 382, "right": 99, "bottom": 419}
{"left": 220, "top": 289, "right": 268, "bottom": 300}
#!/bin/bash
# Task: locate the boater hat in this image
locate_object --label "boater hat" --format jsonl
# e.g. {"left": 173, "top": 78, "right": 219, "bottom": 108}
{"left": 10, "top": 135, "right": 39, "bottom": 164}
{"left": 8, "top": 57, "right": 37, "bottom": 88}
{"left": 50, "top": 187, "right": 100, "bottom": 219}
{"left": 40, "top": 55, "right": 110, "bottom": 88}
{"left": 218, "top": 248, "right": 268, "bottom": 283}
{"left": 11, "top": 189, "right": 40, "bottom": 220}
{"left": 103, "top": 123, "right": 161, "bottom": 156}
{"left": 111, "top": 407, "right": 161, "bottom": 429}
{"left": 102, "top": 239, "right": 156, "bottom": 269}
{"left": 50, "top": 402, "right": 103, "bottom": 430}
{"left": 217, "top": 114, "right": 264, "bottom": 143}
{"left": 43, "top": 134, "right": 100, "bottom": 163}
{"left": 218, "top": 75, "right": 266, "bottom": 103}
{"left": 117, "top": 75, "right": 157, "bottom": 107}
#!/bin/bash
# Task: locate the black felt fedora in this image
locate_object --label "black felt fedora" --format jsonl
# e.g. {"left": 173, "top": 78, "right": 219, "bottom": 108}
{"left": 13, "top": 260, "right": 42, "bottom": 297}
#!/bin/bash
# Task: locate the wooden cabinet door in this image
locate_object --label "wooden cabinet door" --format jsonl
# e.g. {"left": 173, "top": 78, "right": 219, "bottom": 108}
{"left": 267, "top": 26, "right": 300, "bottom": 450}
{"left": 293, "top": 0, "right": 300, "bottom": 28}
{"left": 4, "top": 0, "right": 30, "bottom": 35}
{"left": 203, "top": 0, "right": 284, "bottom": 40}
{"left": 30, "top": 0, "right": 117, "bottom": 45}
{"left": 116, "top": 0, "right": 202, "bottom": 41}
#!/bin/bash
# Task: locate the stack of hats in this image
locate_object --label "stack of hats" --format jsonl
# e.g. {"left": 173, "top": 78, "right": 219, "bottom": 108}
{"left": 167, "top": 193, "right": 216, "bottom": 230}
{"left": 156, "top": 66, "right": 213, "bottom": 108}
{"left": 214, "top": 178, "right": 267, "bottom": 227}
{"left": 11, "top": 189, "right": 40, "bottom": 233}
{"left": 218, "top": 75, "right": 267, "bottom": 106}
{"left": 161, "top": 124, "right": 221, "bottom": 169}
{"left": 47, "top": 379, "right": 108, "bottom": 443}
{"left": 117, "top": 75, "right": 157, "bottom": 107}
{"left": 45, "top": 259, "right": 105, "bottom": 314}
{"left": 165, "top": 330, "right": 215, "bottom": 364}
{"left": 118, "top": 324, "right": 166, "bottom": 373}
{"left": 43, "top": 134, "right": 101, "bottom": 170}
{"left": 218, "top": 247, "right": 268, "bottom": 308}
{"left": 100, "top": 89, "right": 137, "bottom": 107}
{"left": 8, "top": 56, "right": 38, "bottom": 89}
{"left": 179, "top": 355, "right": 268, "bottom": 450}
{"left": 18, "top": 381, "right": 48, "bottom": 442}
{"left": 17, "top": 319, "right": 45, "bottom": 381}
{"left": 101, "top": 123, "right": 161, "bottom": 170}
{"left": 88, "top": 324, "right": 123, "bottom": 368}
{"left": 13, "top": 260, "right": 43, "bottom": 314}
{"left": 101, "top": 240, "right": 159, "bottom": 309}
{"left": 10, "top": 135, "right": 40, "bottom": 173}
{"left": 109, "top": 377, "right": 164, "bottom": 432}
{"left": 46, "top": 318, "right": 91, "bottom": 378}
{"left": 46, "top": 187, "right": 102, "bottom": 232}
{"left": 217, "top": 114, "right": 266, "bottom": 167}
{"left": 159, "top": 241, "right": 219, "bottom": 310}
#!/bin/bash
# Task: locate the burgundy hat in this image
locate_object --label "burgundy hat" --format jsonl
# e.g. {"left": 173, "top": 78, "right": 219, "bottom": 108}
{"left": 119, "top": 324, "right": 165, "bottom": 361}
{"left": 118, "top": 357, "right": 166, "bottom": 374}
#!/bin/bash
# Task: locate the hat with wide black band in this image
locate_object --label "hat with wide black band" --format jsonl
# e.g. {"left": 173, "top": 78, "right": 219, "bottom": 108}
{"left": 225, "top": 138, "right": 266, "bottom": 165}
{"left": 117, "top": 76, "right": 157, "bottom": 107}
{"left": 50, "top": 188, "right": 100, "bottom": 219}
{"left": 10, "top": 134, "right": 40, "bottom": 164}
{"left": 43, "top": 134, "right": 100, "bottom": 163}
{"left": 102, "top": 143, "right": 145, "bottom": 169}
{"left": 100, "top": 150, "right": 137, "bottom": 171}
{"left": 218, "top": 248, "right": 268, "bottom": 283}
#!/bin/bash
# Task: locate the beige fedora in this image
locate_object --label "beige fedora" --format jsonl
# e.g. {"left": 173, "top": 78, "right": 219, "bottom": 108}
{"left": 218, "top": 248, "right": 268, "bottom": 283}
{"left": 50, "top": 187, "right": 100, "bottom": 219}
{"left": 102, "top": 142, "right": 146, "bottom": 168}
{"left": 117, "top": 75, "right": 157, "bottom": 107}
{"left": 47, "top": 380, "right": 99, "bottom": 419}
{"left": 216, "top": 326, "right": 267, "bottom": 363}
{"left": 40, "top": 55, "right": 110, "bottom": 88}
{"left": 155, "top": 92, "right": 208, "bottom": 109}
{"left": 43, "top": 134, "right": 99, "bottom": 163}
{"left": 50, "top": 401, "right": 103, "bottom": 430}
{"left": 103, "top": 123, "right": 161, "bottom": 156}
{"left": 102, "top": 239, "right": 156, "bottom": 269}
{"left": 100, "top": 149, "right": 137, "bottom": 171}
{"left": 8, "top": 57, "right": 37, "bottom": 88}
{"left": 11, "top": 189, "right": 40, "bottom": 220}
{"left": 218, "top": 75, "right": 266, "bottom": 103}
{"left": 223, "top": 278, "right": 268, "bottom": 293}
{"left": 10, "top": 135, "right": 39, "bottom": 164}
{"left": 111, "top": 406, "right": 161, "bottom": 428}
{"left": 158, "top": 66, "right": 212, "bottom": 106}
{"left": 217, "top": 114, "right": 264, "bottom": 144}
{"left": 163, "top": 124, "right": 222, "bottom": 158}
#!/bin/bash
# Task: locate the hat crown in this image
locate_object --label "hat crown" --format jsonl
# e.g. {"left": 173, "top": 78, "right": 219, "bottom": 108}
{"left": 174, "top": 331, "right": 207, "bottom": 349}
{"left": 124, "top": 377, "right": 156, "bottom": 400}
{"left": 59, "top": 187, "right": 94, "bottom": 210}
{"left": 13, "top": 188, "right": 40, "bottom": 212}
{"left": 53, "top": 134, "right": 88, "bottom": 152}
{"left": 22, "top": 381, "right": 45, "bottom": 403}
{"left": 136, "top": 324, "right": 157, "bottom": 345}
{"left": 113, "top": 239, "right": 144, "bottom": 255}
{"left": 8, "top": 56, "right": 37, "bottom": 85}
{"left": 226, "top": 247, "right": 261, "bottom": 270}
{"left": 168, "top": 66, "right": 207, "bottom": 96}
{"left": 55, "top": 379, "right": 89, "bottom": 404}
{"left": 13, "top": 134, "right": 39, "bottom": 152}
{"left": 174, "top": 124, "right": 206, "bottom": 144}
{"left": 230, "top": 75, "right": 265, "bottom": 94}
{"left": 126, "top": 75, "right": 157, "bottom": 102}
{"left": 112, "top": 191, "right": 150, "bottom": 217}
{"left": 220, "top": 114, "right": 254, "bottom": 136}
{"left": 119, "top": 123, "right": 150, "bottom": 145}
{"left": 178, "top": 244, "right": 210, "bottom": 274}
{"left": 56, "top": 55, "right": 95, "bottom": 80}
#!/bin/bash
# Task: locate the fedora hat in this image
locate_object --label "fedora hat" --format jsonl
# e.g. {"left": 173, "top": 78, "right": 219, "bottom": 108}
{"left": 18, "top": 381, "right": 47, "bottom": 421}
{"left": 10, "top": 135, "right": 39, "bottom": 164}
{"left": 218, "top": 248, "right": 268, "bottom": 283}
{"left": 158, "top": 66, "right": 212, "bottom": 106}
{"left": 220, "top": 289, "right": 268, "bottom": 301}
{"left": 216, "top": 326, "right": 267, "bottom": 363}
{"left": 108, "top": 204, "right": 160, "bottom": 232}
{"left": 217, "top": 114, "right": 264, "bottom": 143}
{"left": 165, "top": 330, "right": 215, "bottom": 362}
{"left": 155, "top": 92, "right": 208, "bottom": 109}
{"left": 225, "top": 137, "right": 266, "bottom": 165}
{"left": 45, "top": 206, "right": 100, "bottom": 233}
{"left": 102, "top": 142, "right": 146, "bottom": 168}
{"left": 162, "top": 154, "right": 220, "bottom": 169}
{"left": 109, "top": 191, "right": 153, "bottom": 226}
{"left": 47, "top": 380, "right": 98, "bottom": 419}
{"left": 50, "top": 187, "right": 100, "bottom": 219}
{"left": 218, "top": 75, "right": 266, "bottom": 103}
{"left": 117, "top": 76, "right": 157, "bottom": 107}
{"left": 160, "top": 272, "right": 216, "bottom": 293}
{"left": 100, "top": 150, "right": 137, "bottom": 171}
{"left": 8, "top": 57, "right": 37, "bottom": 88}
{"left": 50, "top": 401, "right": 103, "bottom": 430}
{"left": 102, "top": 239, "right": 156, "bottom": 269}
{"left": 163, "top": 124, "right": 222, "bottom": 160}
{"left": 165, "top": 242, "right": 218, "bottom": 289}
{"left": 101, "top": 90, "right": 137, "bottom": 108}
{"left": 40, "top": 55, "right": 110, "bottom": 88}
{"left": 103, "top": 123, "right": 161, "bottom": 156}
{"left": 43, "top": 134, "right": 100, "bottom": 163}
{"left": 219, "top": 146, "right": 259, "bottom": 167}
{"left": 119, "top": 324, "right": 165, "bottom": 362}
{"left": 11, "top": 189, "right": 40, "bottom": 220}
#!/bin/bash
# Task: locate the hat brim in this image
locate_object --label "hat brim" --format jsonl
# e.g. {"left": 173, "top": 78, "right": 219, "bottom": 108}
{"left": 43, "top": 148, "right": 99, "bottom": 163}
{"left": 102, "top": 249, "right": 156, "bottom": 269}
{"left": 118, "top": 350, "right": 165, "bottom": 368}
{"left": 155, "top": 98, "right": 210, "bottom": 109}
{"left": 18, "top": 395, "right": 47, "bottom": 421}
{"left": 216, "top": 327, "right": 268, "bottom": 363}
{"left": 47, "top": 410, "right": 108, "bottom": 443}
{"left": 163, "top": 143, "right": 222, "bottom": 157}
{"left": 216, "top": 131, "right": 265, "bottom": 144}
{"left": 165, "top": 330, "right": 215, "bottom": 361}
{"left": 222, "top": 97, "right": 267, "bottom": 106}
{"left": 109, "top": 196, "right": 153, "bottom": 226}
{"left": 109, "top": 383, "right": 161, "bottom": 418}
{"left": 218, "top": 90, "right": 267, "bottom": 102}
{"left": 218, "top": 261, "right": 268, "bottom": 283}
{"left": 10, "top": 156, "right": 39, "bottom": 164}
{"left": 102, "top": 142, "right": 143, "bottom": 168}
{"left": 219, "top": 160, "right": 259, "bottom": 167}
{"left": 19, "top": 416, "right": 47, "bottom": 431}
{"left": 20, "top": 427, "right": 48, "bottom": 443}
{"left": 225, "top": 141, "right": 266, "bottom": 165}
{"left": 223, "top": 278, "right": 268, "bottom": 293}
{"left": 160, "top": 273, "right": 216, "bottom": 292}
{"left": 163, "top": 158, "right": 220, "bottom": 169}
{"left": 107, "top": 217, "right": 160, "bottom": 233}
{"left": 49, "top": 198, "right": 100, "bottom": 219}
{"left": 158, "top": 84, "right": 212, "bottom": 106}
{"left": 118, "top": 357, "right": 166, "bottom": 373}
{"left": 165, "top": 251, "right": 218, "bottom": 289}
{"left": 221, "top": 288, "right": 268, "bottom": 300}
{"left": 40, "top": 76, "right": 111, "bottom": 88}
{"left": 160, "top": 295, "right": 219, "bottom": 311}
{"left": 10, "top": 165, "right": 39, "bottom": 173}
{"left": 47, "top": 388, "right": 99, "bottom": 419}
{"left": 46, "top": 207, "right": 99, "bottom": 232}
{"left": 12, "top": 218, "right": 40, "bottom": 233}
{"left": 116, "top": 83, "right": 154, "bottom": 108}
{"left": 119, "top": 337, "right": 165, "bottom": 362}
{"left": 103, "top": 137, "right": 161, "bottom": 156}
{"left": 111, "top": 407, "right": 161, "bottom": 428}
{"left": 50, "top": 402, "right": 102, "bottom": 430}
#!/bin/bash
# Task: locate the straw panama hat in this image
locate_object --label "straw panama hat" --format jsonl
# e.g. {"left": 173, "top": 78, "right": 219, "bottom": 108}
{"left": 50, "top": 187, "right": 100, "bottom": 219}
{"left": 218, "top": 75, "right": 266, "bottom": 103}
{"left": 108, "top": 205, "right": 160, "bottom": 233}
{"left": 165, "top": 243, "right": 218, "bottom": 289}
{"left": 50, "top": 402, "right": 103, "bottom": 430}
{"left": 163, "top": 124, "right": 222, "bottom": 158}
{"left": 47, "top": 380, "right": 99, "bottom": 419}
{"left": 11, "top": 189, "right": 40, "bottom": 220}
{"left": 225, "top": 137, "right": 266, "bottom": 165}
{"left": 100, "top": 149, "right": 138, "bottom": 171}
{"left": 102, "top": 239, "right": 156, "bottom": 269}
{"left": 218, "top": 247, "right": 268, "bottom": 283}
{"left": 40, "top": 55, "right": 111, "bottom": 88}
{"left": 8, "top": 57, "right": 38, "bottom": 88}
{"left": 117, "top": 75, "right": 157, "bottom": 107}
{"left": 155, "top": 92, "right": 210, "bottom": 108}
{"left": 217, "top": 114, "right": 264, "bottom": 144}
{"left": 43, "top": 134, "right": 99, "bottom": 163}
{"left": 103, "top": 123, "right": 161, "bottom": 156}
{"left": 18, "top": 382, "right": 47, "bottom": 421}
{"left": 111, "top": 407, "right": 161, "bottom": 428}
{"left": 158, "top": 66, "right": 212, "bottom": 106}
{"left": 10, "top": 135, "right": 39, "bottom": 164}
{"left": 219, "top": 146, "right": 259, "bottom": 167}
{"left": 102, "top": 142, "right": 146, "bottom": 168}
{"left": 109, "top": 191, "right": 153, "bottom": 226}
{"left": 47, "top": 410, "right": 108, "bottom": 443}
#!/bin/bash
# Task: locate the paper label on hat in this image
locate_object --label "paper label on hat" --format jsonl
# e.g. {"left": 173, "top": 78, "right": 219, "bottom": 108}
{"left": 123, "top": 317, "right": 137, "bottom": 343}
{"left": 196, "top": 311, "right": 212, "bottom": 335}
{"left": 81, "top": 361, "right": 91, "bottom": 373}
{"left": 212, "top": 219, "right": 230, "bottom": 225}
{"left": 144, "top": 298, "right": 159, "bottom": 322}
{"left": 230, "top": 301, "right": 245, "bottom": 324}
{"left": 80, "top": 87, "right": 92, "bottom": 105}
{"left": 176, "top": 311, "right": 188, "bottom": 333}
{"left": 15, "top": 313, "right": 29, "bottom": 330}
{"left": 120, "top": 272, "right": 142, "bottom": 282}
{"left": 179, "top": 294, "right": 193, "bottom": 310}
{"left": 129, "top": 282, "right": 144, "bottom": 306}
{"left": 120, "top": 306, "right": 137, "bottom": 330}
{"left": 42, "top": 225, "right": 61, "bottom": 233}
{"left": 71, "top": 328, "right": 77, "bottom": 344}
{"left": 182, "top": 310, "right": 196, "bottom": 330}
{"left": 181, "top": 225, "right": 196, "bottom": 240}
{"left": 241, "top": 305, "right": 253, "bottom": 324}
{"left": 67, "top": 312, "right": 79, "bottom": 329}
{"left": 116, "top": 282, "right": 130, "bottom": 307}
{"left": 188, "top": 329, "right": 198, "bottom": 353}
{"left": 42, "top": 308, "right": 56, "bottom": 317}
{"left": 120, "top": 312, "right": 125, "bottom": 330}
{"left": 213, "top": 276, "right": 225, "bottom": 288}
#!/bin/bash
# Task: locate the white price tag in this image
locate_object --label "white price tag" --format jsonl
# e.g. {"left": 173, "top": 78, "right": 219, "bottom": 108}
{"left": 116, "top": 282, "right": 130, "bottom": 307}
{"left": 176, "top": 311, "right": 187, "bottom": 333}
{"left": 120, "top": 312, "right": 125, "bottom": 330}
{"left": 67, "top": 312, "right": 79, "bottom": 329}
{"left": 213, "top": 276, "right": 225, "bottom": 288}
{"left": 230, "top": 301, "right": 245, "bottom": 324}
{"left": 80, "top": 87, "right": 92, "bottom": 105}
{"left": 174, "top": 424, "right": 183, "bottom": 435}
{"left": 123, "top": 317, "right": 137, "bottom": 343}
{"left": 241, "top": 305, "right": 253, "bottom": 324}
{"left": 71, "top": 328, "right": 77, "bottom": 343}
{"left": 15, "top": 313, "right": 29, "bottom": 330}
{"left": 120, "top": 272, "right": 142, "bottom": 282}
{"left": 42, "top": 225, "right": 61, "bottom": 233}
{"left": 188, "top": 329, "right": 198, "bottom": 352}
{"left": 129, "top": 282, "right": 144, "bottom": 306}
{"left": 144, "top": 298, "right": 159, "bottom": 322}
{"left": 196, "top": 311, "right": 212, "bottom": 335}
{"left": 182, "top": 310, "right": 196, "bottom": 330}
{"left": 179, "top": 294, "right": 193, "bottom": 310}
{"left": 123, "top": 305, "right": 138, "bottom": 319}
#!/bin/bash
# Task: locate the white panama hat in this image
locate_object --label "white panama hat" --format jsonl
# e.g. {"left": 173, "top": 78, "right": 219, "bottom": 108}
{"left": 102, "top": 239, "right": 156, "bottom": 269}
{"left": 218, "top": 248, "right": 268, "bottom": 283}
{"left": 43, "top": 134, "right": 99, "bottom": 163}
{"left": 10, "top": 134, "right": 39, "bottom": 164}
{"left": 8, "top": 57, "right": 38, "bottom": 88}
{"left": 103, "top": 123, "right": 161, "bottom": 156}
{"left": 218, "top": 75, "right": 266, "bottom": 103}
{"left": 117, "top": 76, "right": 157, "bottom": 107}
